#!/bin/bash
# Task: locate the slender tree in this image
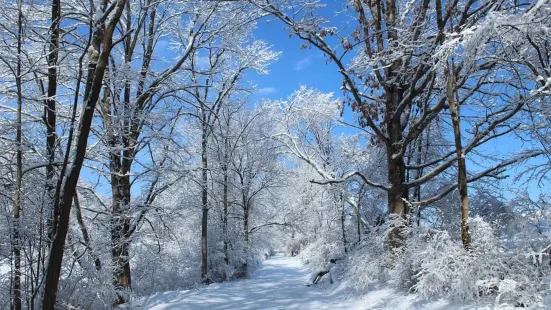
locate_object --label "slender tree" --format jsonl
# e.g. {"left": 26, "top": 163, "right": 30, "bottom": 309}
{"left": 11, "top": 0, "right": 24, "bottom": 308}
{"left": 445, "top": 63, "right": 471, "bottom": 249}
{"left": 44, "top": 0, "right": 60, "bottom": 244}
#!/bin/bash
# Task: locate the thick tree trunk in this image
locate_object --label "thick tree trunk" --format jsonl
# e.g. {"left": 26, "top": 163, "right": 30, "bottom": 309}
{"left": 386, "top": 123, "right": 407, "bottom": 213}
{"left": 111, "top": 234, "right": 131, "bottom": 306}
{"left": 446, "top": 65, "right": 471, "bottom": 249}
{"left": 110, "top": 169, "right": 132, "bottom": 306}
{"left": 104, "top": 74, "right": 134, "bottom": 304}
{"left": 100, "top": 73, "right": 134, "bottom": 306}
{"left": 386, "top": 88, "right": 408, "bottom": 248}
{"left": 243, "top": 201, "right": 250, "bottom": 247}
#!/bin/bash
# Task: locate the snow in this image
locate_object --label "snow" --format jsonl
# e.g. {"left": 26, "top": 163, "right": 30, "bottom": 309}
{"left": 133, "top": 254, "right": 501, "bottom": 310}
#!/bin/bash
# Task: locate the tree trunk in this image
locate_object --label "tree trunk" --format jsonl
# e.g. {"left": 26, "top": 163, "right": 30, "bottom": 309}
{"left": 413, "top": 131, "right": 428, "bottom": 226}
{"left": 42, "top": 62, "right": 97, "bottom": 310}
{"left": 222, "top": 130, "right": 230, "bottom": 270}
{"left": 355, "top": 184, "right": 365, "bottom": 245}
{"left": 222, "top": 164, "right": 229, "bottom": 267}
{"left": 446, "top": 64, "right": 471, "bottom": 249}
{"left": 386, "top": 94, "right": 408, "bottom": 217}
{"left": 355, "top": 203, "right": 361, "bottom": 244}
{"left": 340, "top": 193, "right": 347, "bottom": 253}
{"left": 45, "top": 0, "right": 60, "bottom": 245}
{"left": 201, "top": 117, "right": 209, "bottom": 282}
{"left": 242, "top": 198, "right": 250, "bottom": 277}
{"left": 110, "top": 169, "right": 132, "bottom": 306}
{"left": 111, "top": 233, "right": 131, "bottom": 306}
{"left": 12, "top": 1, "right": 23, "bottom": 308}
{"left": 98, "top": 70, "right": 134, "bottom": 306}
{"left": 42, "top": 61, "right": 98, "bottom": 310}
{"left": 386, "top": 89, "right": 408, "bottom": 248}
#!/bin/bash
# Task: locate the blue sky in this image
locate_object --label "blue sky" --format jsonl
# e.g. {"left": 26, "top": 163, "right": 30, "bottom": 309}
{"left": 248, "top": 1, "right": 357, "bottom": 100}
{"left": 250, "top": 21, "right": 340, "bottom": 100}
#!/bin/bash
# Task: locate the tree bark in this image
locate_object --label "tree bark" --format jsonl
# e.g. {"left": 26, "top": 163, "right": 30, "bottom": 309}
{"left": 386, "top": 89, "right": 409, "bottom": 248}
{"left": 446, "top": 64, "right": 471, "bottom": 249}
{"left": 45, "top": 0, "right": 60, "bottom": 245}
{"left": 109, "top": 166, "right": 132, "bottom": 305}
{"left": 386, "top": 89, "right": 408, "bottom": 217}
{"left": 101, "top": 75, "right": 134, "bottom": 305}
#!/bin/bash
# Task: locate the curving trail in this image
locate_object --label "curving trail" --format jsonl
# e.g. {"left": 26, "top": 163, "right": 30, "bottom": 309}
{"left": 135, "top": 254, "right": 491, "bottom": 310}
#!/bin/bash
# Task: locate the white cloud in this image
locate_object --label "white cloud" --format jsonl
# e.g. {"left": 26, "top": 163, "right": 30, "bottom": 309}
{"left": 196, "top": 55, "right": 210, "bottom": 68}
{"left": 294, "top": 55, "right": 313, "bottom": 71}
{"left": 256, "top": 87, "right": 278, "bottom": 95}
{"left": 156, "top": 40, "right": 169, "bottom": 50}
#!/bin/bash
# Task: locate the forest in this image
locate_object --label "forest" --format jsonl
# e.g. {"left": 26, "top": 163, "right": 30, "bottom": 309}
{"left": 1, "top": 0, "right": 551, "bottom": 309}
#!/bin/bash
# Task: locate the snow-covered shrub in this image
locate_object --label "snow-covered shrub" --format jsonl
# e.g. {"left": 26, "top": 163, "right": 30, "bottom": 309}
{"left": 343, "top": 215, "right": 551, "bottom": 307}
{"left": 299, "top": 231, "right": 344, "bottom": 270}
{"left": 284, "top": 236, "right": 307, "bottom": 257}
{"left": 130, "top": 206, "right": 203, "bottom": 296}
{"left": 132, "top": 240, "right": 201, "bottom": 296}
{"left": 403, "top": 217, "right": 546, "bottom": 305}
{"left": 470, "top": 217, "right": 549, "bottom": 306}
{"left": 406, "top": 228, "right": 476, "bottom": 299}
{"left": 345, "top": 224, "right": 393, "bottom": 291}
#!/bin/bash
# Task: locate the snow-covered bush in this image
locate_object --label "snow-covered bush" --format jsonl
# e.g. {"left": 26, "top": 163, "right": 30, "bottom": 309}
{"left": 299, "top": 231, "right": 344, "bottom": 270}
{"left": 345, "top": 224, "right": 393, "bottom": 291}
{"left": 132, "top": 240, "right": 201, "bottom": 296}
{"left": 407, "top": 216, "right": 549, "bottom": 305}
{"left": 344, "top": 215, "right": 551, "bottom": 307}
{"left": 407, "top": 227, "right": 478, "bottom": 300}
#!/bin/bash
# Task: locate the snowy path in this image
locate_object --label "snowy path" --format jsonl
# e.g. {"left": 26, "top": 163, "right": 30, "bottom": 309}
{"left": 136, "top": 254, "right": 363, "bottom": 310}
{"left": 135, "top": 254, "right": 494, "bottom": 310}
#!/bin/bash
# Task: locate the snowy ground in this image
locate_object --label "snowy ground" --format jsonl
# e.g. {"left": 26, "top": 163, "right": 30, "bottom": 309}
{"left": 133, "top": 254, "right": 504, "bottom": 310}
